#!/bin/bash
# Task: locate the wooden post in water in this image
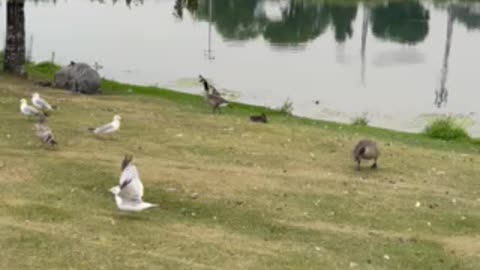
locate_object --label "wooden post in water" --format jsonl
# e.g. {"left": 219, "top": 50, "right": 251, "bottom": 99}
{"left": 360, "top": 5, "right": 369, "bottom": 86}
{"left": 435, "top": 11, "right": 454, "bottom": 108}
{"left": 204, "top": 0, "right": 215, "bottom": 60}
{"left": 4, "top": 0, "right": 26, "bottom": 76}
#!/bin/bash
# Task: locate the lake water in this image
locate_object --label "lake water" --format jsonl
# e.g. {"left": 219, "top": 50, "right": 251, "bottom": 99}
{"left": 1, "top": 0, "right": 480, "bottom": 134}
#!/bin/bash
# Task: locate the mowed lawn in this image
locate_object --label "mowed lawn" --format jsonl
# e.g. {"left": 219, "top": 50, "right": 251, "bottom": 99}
{"left": 0, "top": 76, "right": 479, "bottom": 269}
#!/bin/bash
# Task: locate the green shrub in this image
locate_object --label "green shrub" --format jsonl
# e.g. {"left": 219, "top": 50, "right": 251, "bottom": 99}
{"left": 351, "top": 113, "right": 369, "bottom": 127}
{"left": 279, "top": 97, "right": 294, "bottom": 115}
{"left": 424, "top": 117, "right": 469, "bottom": 141}
{"left": 27, "top": 61, "right": 61, "bottom": 81}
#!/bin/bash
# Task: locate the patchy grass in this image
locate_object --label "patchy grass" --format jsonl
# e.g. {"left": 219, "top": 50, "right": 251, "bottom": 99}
{"left": 1, "top": 69, "right": 479, "bottom": 269}
{"left": 424, "top": 117, "right": 470, "bottom": 141}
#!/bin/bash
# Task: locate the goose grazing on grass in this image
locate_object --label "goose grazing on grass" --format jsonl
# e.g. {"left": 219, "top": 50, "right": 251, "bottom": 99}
{"left": 35, "top": 118, "right": 57, "bottom": 146}
{"left": 353, "top": 139, "right": 380, "bottom": 170}
{"left": 20, "top": 98, "right": 46, "bottom": 118}
{"left": 32, "top": 92, "right": 55, "bottom": 111}
{"left": 88, "top": 115, "right": 121, "bottom": 135}
{"left": 109, "top": 155, "right": 157, "bottom": 212}
{"left": 198, "top": 76, "right": 229, "bottom": 114}
{"left": 250, "top": 113, "right": 268, "bottom": 123}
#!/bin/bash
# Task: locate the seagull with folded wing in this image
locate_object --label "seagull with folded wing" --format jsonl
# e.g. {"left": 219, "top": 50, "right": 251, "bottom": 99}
{"left": 109, "top": 155, "right": 157, "bottom": 212}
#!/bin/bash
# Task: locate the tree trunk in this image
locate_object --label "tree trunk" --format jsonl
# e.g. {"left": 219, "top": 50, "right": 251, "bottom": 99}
{"left": 4, "top": 0, "right": 26, "bottom": 76}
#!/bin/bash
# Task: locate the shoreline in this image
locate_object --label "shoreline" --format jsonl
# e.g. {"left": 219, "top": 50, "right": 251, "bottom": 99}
{"left": 24, "top": 61, "right": 480, "bottom": 153}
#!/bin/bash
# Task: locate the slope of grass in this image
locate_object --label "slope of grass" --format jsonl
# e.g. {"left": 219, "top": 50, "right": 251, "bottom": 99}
{"left": 1, "top": 75, "right": 480, "bottom": 269}
{"left": 27, "top": 62, "right": 480, "bottom": 156}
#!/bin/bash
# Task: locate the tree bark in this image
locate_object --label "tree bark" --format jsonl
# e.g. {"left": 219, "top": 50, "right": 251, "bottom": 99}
{"left": 4, "top": 0, "right": 26, "bottom": 76}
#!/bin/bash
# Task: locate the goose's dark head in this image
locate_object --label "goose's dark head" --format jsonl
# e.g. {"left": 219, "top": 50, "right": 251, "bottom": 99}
{"left": 121, "top": 154, "right": 133, "bottom": 171}
{"left": 198, "top": 75, "right": 209, "bottom": 91}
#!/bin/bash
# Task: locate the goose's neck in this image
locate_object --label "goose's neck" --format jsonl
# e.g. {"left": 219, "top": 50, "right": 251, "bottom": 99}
{"left": 202, "top": 81, "right": 209, "bottom": 91}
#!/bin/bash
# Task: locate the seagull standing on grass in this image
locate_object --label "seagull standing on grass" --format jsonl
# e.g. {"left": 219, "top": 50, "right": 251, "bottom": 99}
{"left": 89, "top": 115, "right": 121, "bottom": 135}
{"left": 109, "top": 155, "right": 157, "bottom": 212}
{"left": 20, "top": 98, "right": 45, "bottom": 118}
{"left": 32, "top": 92, "right": 55, "bottom": 111}
{"left": 35, "top": 118, "right": 57, "bottom": 146}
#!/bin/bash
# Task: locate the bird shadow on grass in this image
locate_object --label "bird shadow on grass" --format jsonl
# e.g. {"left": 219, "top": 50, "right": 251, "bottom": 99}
{"left": 93, "top": 135, "right": 118, "bottom": 142}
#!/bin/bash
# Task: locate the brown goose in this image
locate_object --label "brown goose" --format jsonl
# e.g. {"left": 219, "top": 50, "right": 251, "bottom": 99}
{"left": 353, "top": 139, "right": 379, "bottom": 170}
{"left": 198, "top": 75, "right": 229, "bottom": 113}
{"left": 204, "top": 90, "right": 229, "bottom": 114}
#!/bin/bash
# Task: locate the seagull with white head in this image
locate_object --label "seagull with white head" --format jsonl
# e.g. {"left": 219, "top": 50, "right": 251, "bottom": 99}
{"left": 109, "top": 155, "right": 157, "bottom": 212}
{"left": 20, "top": 98, "right": 45, "bottom": 118}
{"left": 89, "top": 115, "right": 121, "bottom": 135}
{"left": 32, "top": 92, "right": 55, "bottom": 111}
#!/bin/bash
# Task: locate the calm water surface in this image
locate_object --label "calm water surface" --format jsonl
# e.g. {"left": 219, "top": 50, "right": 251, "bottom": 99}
{"left": 1, "top": 0, "right": 480, "bottom": 134}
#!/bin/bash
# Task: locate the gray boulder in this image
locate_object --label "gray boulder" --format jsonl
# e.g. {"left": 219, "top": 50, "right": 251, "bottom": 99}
{"left": 54, "top": 61, "right": 101, "bottom": 94}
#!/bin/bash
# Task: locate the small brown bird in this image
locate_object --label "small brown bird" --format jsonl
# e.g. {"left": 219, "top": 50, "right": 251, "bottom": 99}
{"left": 353, "top": 139, "right": 379, "bottom": 170}
{"left": 250, "top": 113, "right": 268, "bottom": 123}
{"left": 35, "top": 118, "right": 57, "bottom": 146}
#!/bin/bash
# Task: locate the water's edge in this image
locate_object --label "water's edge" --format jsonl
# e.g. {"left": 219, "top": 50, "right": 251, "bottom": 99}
{"left": 23, "top": 61, "right": 480, "bottom": 153}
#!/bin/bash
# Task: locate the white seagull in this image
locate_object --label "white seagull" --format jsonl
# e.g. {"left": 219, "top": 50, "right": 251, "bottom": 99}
{"left": 109, "top": 155, "right": 157, "bottom": 212}
{"left": 35, "top": 119, "right": 57, "bottom": 146}
{"left": 20, "top": 98, "right": 45, "bottom": 117}
{"left": 32, "top": 92, "right": 55, "bottom": 111}
{"left": 89, "top": 115, "right": 121, "bottom": 135}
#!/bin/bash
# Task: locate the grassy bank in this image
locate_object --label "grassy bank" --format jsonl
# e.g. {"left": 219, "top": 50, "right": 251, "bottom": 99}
{"left": 0, "top": 66, "right": 478, "bottom": 269}
{"left": 27, "top": 62, "right": 480, "bottom": 153}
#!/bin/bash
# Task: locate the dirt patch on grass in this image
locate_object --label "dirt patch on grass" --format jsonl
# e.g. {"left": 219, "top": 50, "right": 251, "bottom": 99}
{"left": 0, "top": 158, "right": 35, "bottom": 184}
{"left": 440, "top": 236, "right": 480, "bottom": 258}
{"left": 281, "top": 219, "right": 480, "bottom": 258}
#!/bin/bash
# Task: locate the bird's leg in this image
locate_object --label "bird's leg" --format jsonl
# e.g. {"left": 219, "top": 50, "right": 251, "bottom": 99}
{"left": 371, "top": 159, "right": 378, "bottom": 169}
{"left": 356, "top": 159, "right": 361, "bottom": 171}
